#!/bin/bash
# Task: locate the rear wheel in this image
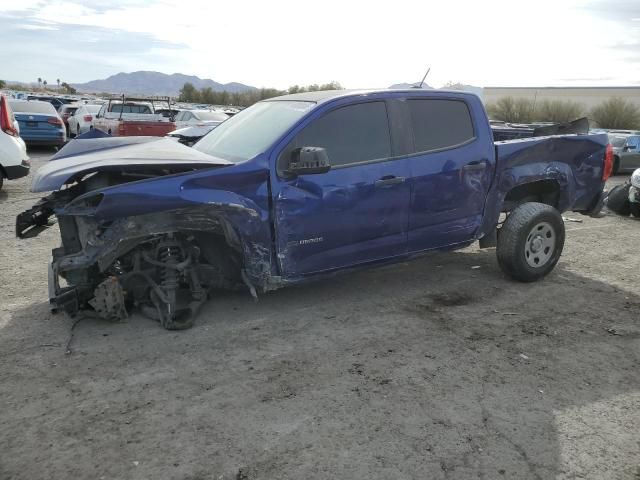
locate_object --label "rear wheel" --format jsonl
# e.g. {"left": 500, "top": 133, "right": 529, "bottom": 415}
{"left": 612, "top": 156, "right": 620, "bottom": 175}
{"left": 497, "top": 202, "right": 565, "bottom": 282}
{"left": 0, "top": 175, "right": 4, "bottom": 191}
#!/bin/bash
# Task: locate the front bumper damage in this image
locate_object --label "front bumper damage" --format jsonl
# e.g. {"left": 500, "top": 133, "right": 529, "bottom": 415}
{"left": 27, "top": 200, "right": 252, "bottom": 330}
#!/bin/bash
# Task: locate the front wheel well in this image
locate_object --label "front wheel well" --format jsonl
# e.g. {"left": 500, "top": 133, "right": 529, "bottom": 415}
{"left": 502, "top": 180, "right": 561, "bottom": 212}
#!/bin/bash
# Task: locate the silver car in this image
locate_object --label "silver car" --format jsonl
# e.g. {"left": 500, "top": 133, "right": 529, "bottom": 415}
{"left": 611, "top": 134, "right": 640, "bottom": 174}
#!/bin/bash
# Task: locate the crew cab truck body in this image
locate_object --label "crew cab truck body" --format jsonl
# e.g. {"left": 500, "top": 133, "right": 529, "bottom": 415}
{"left": 16, "top": 89, "right": 611, "bottom": 330}
{"left": 93, "top": 96, "right": 176, "bottom": 137}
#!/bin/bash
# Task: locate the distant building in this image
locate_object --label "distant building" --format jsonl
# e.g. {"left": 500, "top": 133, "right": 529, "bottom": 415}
{"left": 483, "top": 86, "right": 640, "bottom": 109}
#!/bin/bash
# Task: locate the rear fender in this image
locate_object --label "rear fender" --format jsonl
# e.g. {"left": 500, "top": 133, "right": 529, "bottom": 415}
{"left": 479, "top": 135, "right": 607, "bottom": 238}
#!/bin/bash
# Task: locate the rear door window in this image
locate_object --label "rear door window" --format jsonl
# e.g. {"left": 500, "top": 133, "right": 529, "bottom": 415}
{"left": 287, "top": 101, "right": 391, "bottom": 167}
{"left": 407, "top": 99, "right": 475, "bottom": 153}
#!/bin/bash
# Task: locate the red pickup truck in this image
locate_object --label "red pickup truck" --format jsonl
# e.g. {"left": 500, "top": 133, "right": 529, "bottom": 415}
{"left": 93, "top": 96, "right": 176, "bottom": 137}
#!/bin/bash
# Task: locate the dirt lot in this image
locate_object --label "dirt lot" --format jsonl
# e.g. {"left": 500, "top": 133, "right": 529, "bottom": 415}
{"left": 1, "top": 149, "right": 639, "bottom": 480}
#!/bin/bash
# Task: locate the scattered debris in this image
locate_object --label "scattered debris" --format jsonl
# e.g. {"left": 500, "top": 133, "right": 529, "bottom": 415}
{"left": 606, "top": 327, "right": 622, "bottom": 336}
{"left": 562, "top": 216, "right": 583, "bottom": 223}
{"left": 519, "top": 354, "right": 529, "bottom": 360}
{"left": 471, "top": 265, "right": 482, "bottom": 270}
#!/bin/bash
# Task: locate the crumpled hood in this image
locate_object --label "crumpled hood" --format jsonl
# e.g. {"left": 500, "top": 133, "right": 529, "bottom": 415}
{"left": 31, "top": 137, "right": 232, "bottom": 192}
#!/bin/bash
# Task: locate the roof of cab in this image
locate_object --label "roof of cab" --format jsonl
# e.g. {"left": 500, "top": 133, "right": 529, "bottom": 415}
{"left": 264, "top": 89, "right": 478, "bottom": 105}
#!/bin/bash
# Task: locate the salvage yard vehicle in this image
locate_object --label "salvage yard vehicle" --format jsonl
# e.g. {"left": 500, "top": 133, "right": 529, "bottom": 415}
{"left": 609, "top": 134, "right": 640, "bottom": 174}
{"left": 58, "top": 103, "right": 79, "bottom": 134}
{"left": 93, "top": 96, "right": 176, "bottom": 137}
{"left": 67, "top": 104, "right": 102, "bottom": 137}
{"left": 16, "top": 89, "right": 611, "bottom": 330}
{"left": 174, "top": 109, "right": 229, "bottom": 129}
{"left": 8, "top": 99, "right": 66, "bottom": 147}
{"left": 0, "top": 95, "right": 30, "bottom": 190}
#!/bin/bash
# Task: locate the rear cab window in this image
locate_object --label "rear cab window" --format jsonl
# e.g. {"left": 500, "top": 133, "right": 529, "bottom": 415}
{"left": 406, "top": 98, "right": 475, "bottom": 153}
{"left": 281, "top": 101, "right": 392, "bottom": 169}
{"left": 110, "top": 104, "right": 152, "bottom": 114}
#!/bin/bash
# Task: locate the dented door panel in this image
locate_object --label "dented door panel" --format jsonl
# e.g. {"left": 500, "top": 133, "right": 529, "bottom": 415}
{"left": 273, "top": 159, "right": 411, "bottom": 277}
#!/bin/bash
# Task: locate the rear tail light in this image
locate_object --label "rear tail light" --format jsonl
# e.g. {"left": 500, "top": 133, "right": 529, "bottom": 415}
{"left": 48, "top": 117, "right": 63, "bottom": 126}
{"left": 0, "top": 96, "right": 18, "bottom": 137}
{"left": 83, "top": 115, "right": 93, "bottom": 122}
{"left": 602, "top": 143, "right": 613, "bottom": 181}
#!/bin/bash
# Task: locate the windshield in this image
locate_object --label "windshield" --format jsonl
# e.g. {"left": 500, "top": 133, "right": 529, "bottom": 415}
{"left": 86, "top": 105, "right": 102, "bottom": 113}
{"left": 195, "top": 111, "right": 229, "bottom": 122}
{"left": 194, "top": 100, "right": 315, "bottom": 163}
{"left": 609, "top": 136, "right": 627, "bottom": 148}
{"left": 8, "top": 100, "right": 57, "bottom": 114}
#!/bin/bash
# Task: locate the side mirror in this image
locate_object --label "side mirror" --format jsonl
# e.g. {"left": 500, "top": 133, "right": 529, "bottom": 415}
{"left": 286, "top": 147, "right": 331, "bottom": 176}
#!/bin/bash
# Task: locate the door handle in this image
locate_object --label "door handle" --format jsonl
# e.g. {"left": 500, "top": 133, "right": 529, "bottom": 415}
{"left": 462, "top": 162, "right": 487, "bottom": 172}
{"left": 375, "top": 175, "right": 406, "bottom": 187}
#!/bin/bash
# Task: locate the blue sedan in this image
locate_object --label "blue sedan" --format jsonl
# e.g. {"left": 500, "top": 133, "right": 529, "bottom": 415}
{"left": 8, "top": 100, "right": 66, "bottom": 147}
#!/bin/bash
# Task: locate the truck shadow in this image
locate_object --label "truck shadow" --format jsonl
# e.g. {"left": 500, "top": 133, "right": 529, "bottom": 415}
{"left": 2, "top": 248, "right": 639, "bottom": 479}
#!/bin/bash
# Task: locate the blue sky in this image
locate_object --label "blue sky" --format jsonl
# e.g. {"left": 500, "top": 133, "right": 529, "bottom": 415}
{"left": 1, "top": 0, "right": 639, "bottom": 89}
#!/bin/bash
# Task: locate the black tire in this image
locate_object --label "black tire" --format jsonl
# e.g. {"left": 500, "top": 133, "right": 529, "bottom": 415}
{"left": 497, "top": 202, "right": 565, "bottom": 282}
{"left": 606, "top": 183, "right": 631, "bottom": 216}
{"left": 630, "top": 202, "right": 640, "bottom": 218}
{"left": 0, "top": 175, "right": 4, "bottom": 191}
{"left": 612, "top": 156, "right": 620, "bottom": 175}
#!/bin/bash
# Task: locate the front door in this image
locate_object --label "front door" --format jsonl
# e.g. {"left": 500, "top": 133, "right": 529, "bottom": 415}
{"left": 271, "top": 101, "right": 411, "bottom": 277}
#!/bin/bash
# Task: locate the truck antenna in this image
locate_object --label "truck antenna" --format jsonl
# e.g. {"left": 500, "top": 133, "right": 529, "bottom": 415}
{"left": 415, "top": 67, "right": 431, "bottom": 89}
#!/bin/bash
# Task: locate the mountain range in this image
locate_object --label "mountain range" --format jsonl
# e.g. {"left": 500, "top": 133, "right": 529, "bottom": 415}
{"left": 71, "top": 71, "right": 257, "bottom": 96}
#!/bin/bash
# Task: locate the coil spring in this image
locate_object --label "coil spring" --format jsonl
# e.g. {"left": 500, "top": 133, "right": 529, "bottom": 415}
{"left": 158, "top": 243, "right": 182, "bottom": 289}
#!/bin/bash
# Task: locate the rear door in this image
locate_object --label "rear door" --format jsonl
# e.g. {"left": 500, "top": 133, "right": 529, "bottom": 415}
{"left": 272, "top": 100, "right": 411, "bottom": 277}
{"left": 403, "top": 96, "right": 496, "bottom": 251}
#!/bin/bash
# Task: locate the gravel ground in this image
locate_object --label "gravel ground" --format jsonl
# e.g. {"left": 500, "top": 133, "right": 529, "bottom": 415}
{"left": 1, "top": 148, "right": 639, "bottom": 480}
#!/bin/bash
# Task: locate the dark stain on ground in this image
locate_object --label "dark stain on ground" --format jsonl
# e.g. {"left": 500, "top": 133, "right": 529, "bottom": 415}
{"left": 404, "top": 291, "right": 476, "bottom": 318}
{"left": 430, "top": 292, "right": 475, "bottom": 307}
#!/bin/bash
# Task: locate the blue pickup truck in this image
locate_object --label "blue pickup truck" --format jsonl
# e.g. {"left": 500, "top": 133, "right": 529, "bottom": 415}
{"left": 17, "top": 89, "right": 613, "bottom": 329}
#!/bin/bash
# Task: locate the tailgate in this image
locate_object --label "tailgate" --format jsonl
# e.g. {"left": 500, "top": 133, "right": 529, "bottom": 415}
{"left": 121, "top": 121, "right": 176, "bottom": 137}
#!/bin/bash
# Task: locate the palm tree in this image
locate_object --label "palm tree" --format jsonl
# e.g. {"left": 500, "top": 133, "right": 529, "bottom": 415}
{"left": 37, "top": 77, "right": 42, "bottom": 90}
{"left": 56, "top": 78, "right": 60, "bottom": 91}
{"left": 43, "top": 80, "right": 48, "bottom": 90}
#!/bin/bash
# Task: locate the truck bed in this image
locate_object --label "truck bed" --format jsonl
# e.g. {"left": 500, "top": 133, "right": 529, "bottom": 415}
{"left": 494, "top": 133, "right": 609, "bottom": 212}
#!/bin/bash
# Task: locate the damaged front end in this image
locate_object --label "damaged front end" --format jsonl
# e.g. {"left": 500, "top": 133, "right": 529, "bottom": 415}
{"left": 16, "top": 138, "right": 273, "bottom": 330}
{"left": 37, "top": 199, "right": 244, "bottom": 329}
